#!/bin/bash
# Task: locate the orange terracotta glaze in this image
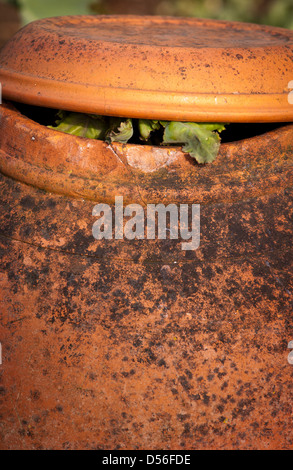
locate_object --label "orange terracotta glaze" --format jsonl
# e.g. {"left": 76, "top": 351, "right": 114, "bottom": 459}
{"left": 0, "top": 16, "right": 292, "bottom": 450}
{"left": 0, "top": 16, "right": 292, "bottom": 122}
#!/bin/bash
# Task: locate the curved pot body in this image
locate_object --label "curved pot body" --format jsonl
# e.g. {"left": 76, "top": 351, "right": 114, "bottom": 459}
{"left": 0, "top": 103, "right": 292, "bottom": 450}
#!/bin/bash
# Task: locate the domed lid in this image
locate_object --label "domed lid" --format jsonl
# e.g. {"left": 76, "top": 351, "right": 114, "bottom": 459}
{"left": 0, "top": 15, "right": 293, "bottom": 122}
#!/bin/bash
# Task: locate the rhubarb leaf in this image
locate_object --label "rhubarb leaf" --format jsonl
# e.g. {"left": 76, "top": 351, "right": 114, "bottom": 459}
{"left": 48, "top": 112, "right": 107, "bottom": 139}
{"left": 105, "top": 118, "right": 133, "bottom": 143}
{"left": 160, "top": 121, "right": 226, "bottom": 164}
{"left": 138, "top": 119, "right": 161, "bottom": 141}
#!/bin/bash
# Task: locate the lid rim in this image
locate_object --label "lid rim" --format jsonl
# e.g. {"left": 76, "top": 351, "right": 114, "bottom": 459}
{"left": 1, "top": 15, "right": 292, "bottom": 122}
{"left": 2, "top": 74, "right": 293, "bottom": 123}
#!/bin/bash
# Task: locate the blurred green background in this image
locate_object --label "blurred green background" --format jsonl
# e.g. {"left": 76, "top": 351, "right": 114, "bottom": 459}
{"left": 1, "top": 0, "right": 293, "bottom": 28}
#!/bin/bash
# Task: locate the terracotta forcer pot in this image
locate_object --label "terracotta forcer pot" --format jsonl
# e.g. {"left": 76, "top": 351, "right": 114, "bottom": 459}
{"left": 0, "top": 16, "right": 293, "bottom": 450}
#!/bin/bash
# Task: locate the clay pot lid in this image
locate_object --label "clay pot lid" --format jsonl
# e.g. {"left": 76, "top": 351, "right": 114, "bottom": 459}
{"left": 0, "top": 15, "right": 293, "bottom": 123}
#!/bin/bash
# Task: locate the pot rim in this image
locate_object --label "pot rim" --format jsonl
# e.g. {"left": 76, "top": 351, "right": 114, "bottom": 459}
{"left": 0, "top": 101, "right": 292, "bottom": 205}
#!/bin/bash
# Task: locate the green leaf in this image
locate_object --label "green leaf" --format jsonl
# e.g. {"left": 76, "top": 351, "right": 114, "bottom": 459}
{"left": 138, "top": 119, "right": 161, "bottom": 141}
{"left": 105, "top": 118, "right": 133, "bottom": 143}
{"left": 160, "top": 121, "right": 226, "bottom": 164}
{"left": 48, "top": 110, "right": 226, "bottom": 163}
{"left": 48, "top": 112, "right": 107, "bottom": 139}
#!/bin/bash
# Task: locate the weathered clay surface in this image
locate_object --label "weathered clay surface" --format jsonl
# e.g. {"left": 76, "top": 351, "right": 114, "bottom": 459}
{"left": 0, "top": 102, "right": 293, "bottom": 206}
{"left": 0, "top": 104, "right": 292, "bottom": 450}
{"left": 0, "top": 16, "right": 293, "bottom": 122}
